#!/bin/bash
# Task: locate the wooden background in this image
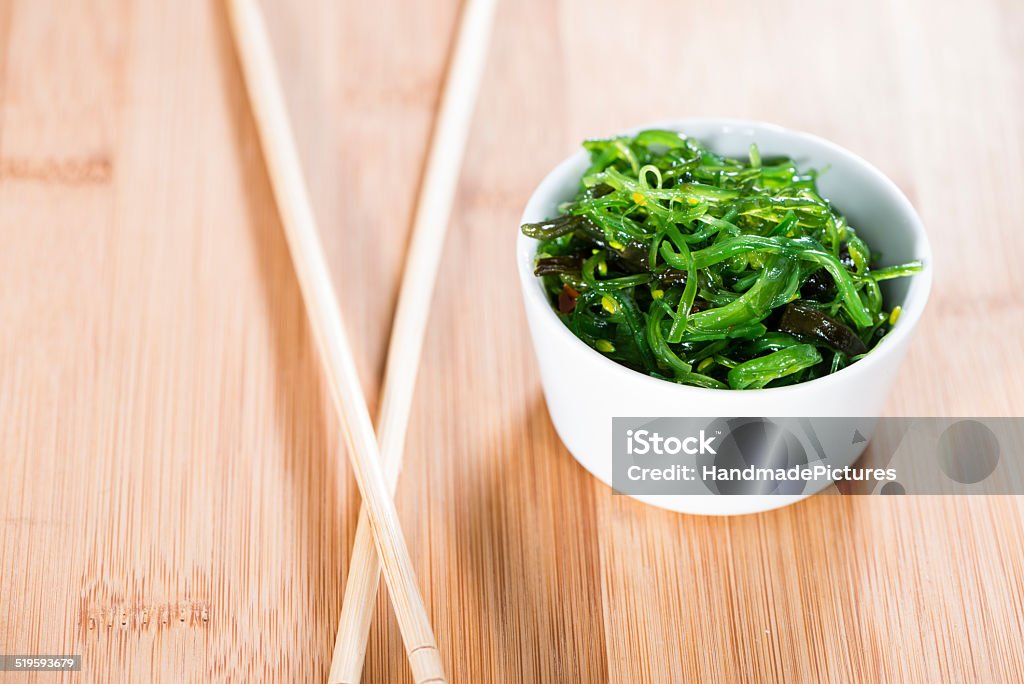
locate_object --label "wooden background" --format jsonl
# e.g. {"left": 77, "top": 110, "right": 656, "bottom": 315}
{"left": 2, "top": 0, "right": 1023, "bottom": 681}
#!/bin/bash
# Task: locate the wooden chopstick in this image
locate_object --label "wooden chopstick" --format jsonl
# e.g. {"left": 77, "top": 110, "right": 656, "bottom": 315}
{"left": 224, "top": 1, "right": 447, "bottom": 682}
{"left": 328, "top": 1, "right": 497, "bottom": 682}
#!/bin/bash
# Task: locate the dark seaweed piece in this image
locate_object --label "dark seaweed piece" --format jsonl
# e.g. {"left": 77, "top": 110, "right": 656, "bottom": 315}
{"left": 534, "top": 255, "right": 583, "bottom": 277}
{"left": 778, "top": 301, "right": 868, "bottom": 356}
{"left": 799, "top": 268, "right": 835, "bottom": 300}
{"left": 522, "top": 213, "right": 595, "bottom": 240}
{"left": 582, "top": 183, "right": 615, "bottom": 199}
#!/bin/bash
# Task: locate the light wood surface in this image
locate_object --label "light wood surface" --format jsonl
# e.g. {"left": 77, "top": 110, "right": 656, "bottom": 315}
{"left": 2, "top": 0, "right": 1023, "bottom": 682}
{"left": 225, "top": 0, "right": 448, "bottom": 681}
{"left": 328, "top": 0, "right": 494, "bottom": 681}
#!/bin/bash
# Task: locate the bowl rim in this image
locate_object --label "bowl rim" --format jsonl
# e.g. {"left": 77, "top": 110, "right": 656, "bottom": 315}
{"left": 516, "top": 117, "right": 934, "bottom": 398}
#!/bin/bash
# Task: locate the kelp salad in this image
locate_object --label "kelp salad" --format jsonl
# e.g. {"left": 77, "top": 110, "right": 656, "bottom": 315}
{"left": 521, "top": 130, "right": 922, "bottom": 390}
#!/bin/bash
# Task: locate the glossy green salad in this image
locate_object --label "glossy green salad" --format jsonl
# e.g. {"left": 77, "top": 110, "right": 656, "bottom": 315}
{"left": 522, "top": 130, "right": 921, "bottom": 390}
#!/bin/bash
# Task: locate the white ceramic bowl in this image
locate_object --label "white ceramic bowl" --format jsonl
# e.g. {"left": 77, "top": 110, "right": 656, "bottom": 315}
{"left": 517, "top": 119, "right": 933, "bottom": 515}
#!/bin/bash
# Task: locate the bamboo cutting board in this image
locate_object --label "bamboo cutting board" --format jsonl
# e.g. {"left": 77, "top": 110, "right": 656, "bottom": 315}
{"left": 2, "top": 0, "right": 1024, "bottom": 682}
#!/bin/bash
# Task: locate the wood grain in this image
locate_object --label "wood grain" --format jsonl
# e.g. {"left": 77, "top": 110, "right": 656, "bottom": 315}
{"left": 226, "top": 0, "right": 449, "bottom": 680}
{"left": 1, "top": 0, "right": 1023, "bottom": 682}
